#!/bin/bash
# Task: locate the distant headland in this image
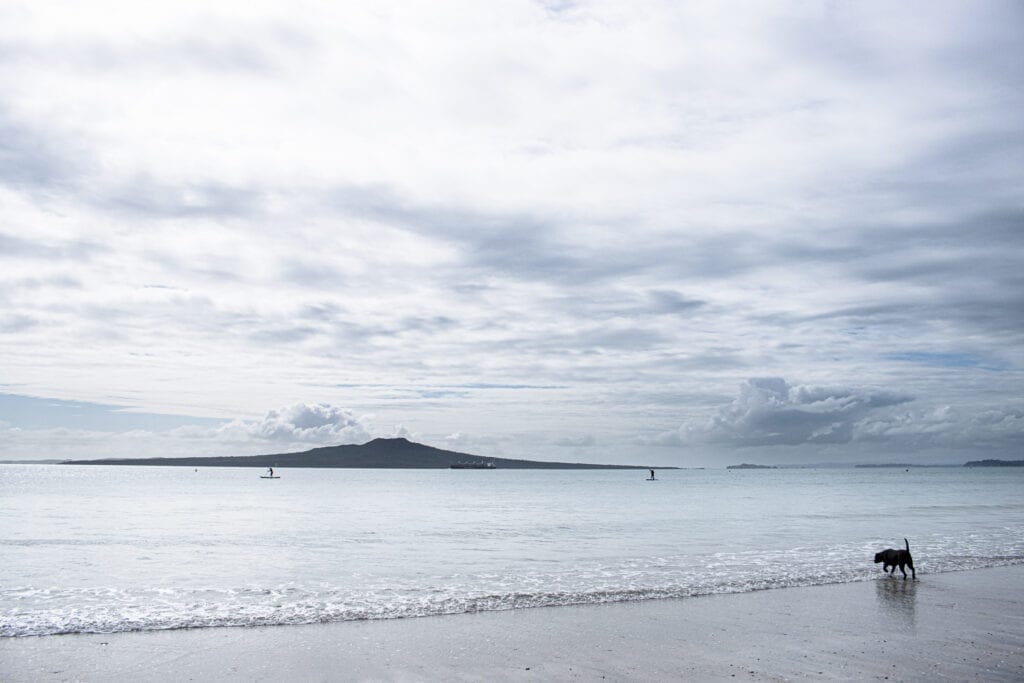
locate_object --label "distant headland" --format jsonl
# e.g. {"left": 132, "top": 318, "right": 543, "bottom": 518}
{"left": 63, "top": 437, "right": 666, "bottom": 470}
{"left": 726, "top": 463, "right": 776, "bottom": 470}
{"left": 963, "top": 459, "right": 1024, "bottom": 467}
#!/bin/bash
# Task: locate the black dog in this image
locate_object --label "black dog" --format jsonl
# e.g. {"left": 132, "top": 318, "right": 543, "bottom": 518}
{"left": 874, "top": 538, "right": 916, "bottom": 579}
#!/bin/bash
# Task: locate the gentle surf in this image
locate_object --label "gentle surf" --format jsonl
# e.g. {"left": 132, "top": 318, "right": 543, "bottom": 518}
{"left": 2, "top": 464, "right": 1023, "bottom": 637}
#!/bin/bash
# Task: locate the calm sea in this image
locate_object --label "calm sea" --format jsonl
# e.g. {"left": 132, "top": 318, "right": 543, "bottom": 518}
{"left": 2, "top": 464, "right": 1023, "bottom": 637}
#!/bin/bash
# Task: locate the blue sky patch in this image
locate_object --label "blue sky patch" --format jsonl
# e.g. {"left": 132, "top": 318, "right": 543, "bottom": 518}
{"left": 0, "top": 393, "right": 224, "bottom": 432}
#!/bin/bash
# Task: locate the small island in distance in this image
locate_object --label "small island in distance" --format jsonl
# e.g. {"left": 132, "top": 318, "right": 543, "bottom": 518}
{"left": 723, "top": 460, "right": 1024, "bottom": 469}
{"left": 64, "top": 437, "right": 672, "bottom": 470}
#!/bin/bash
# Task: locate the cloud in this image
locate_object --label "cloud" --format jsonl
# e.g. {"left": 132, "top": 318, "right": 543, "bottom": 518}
{"left": 654, "top": 378, "right": 914, "bottom": 447}
{"left": 220, "top": 403, "right": 371, "bottom": 444}
{"left": 1, "top": 3, "right": 1022, "bottom": 465}
{"left": 0, "top": 314, "right": 37, "bottom": 333}
{"left": 855, "top": 406, "right": 1024, "bottom": 450}
{"left": 0, "top": 9, "right": 315, "bottom": 81}
{"left": 442, "top": 431, "right": 507, "bottom": 453}
{"left": 649, "top": 378, "right": 1024, "bottom": 457}
{"left": 103, "top": 177, "right": 266, "bottom": 219}
{"left": 390, "top": 424, "right": 414, "bottom": 440}
{"left": 0, "top": 232, "right": 104, "bottom": 262}
{"left": 0, "top": 107, "right": 82, "bottom": 190}
{"left": 0, "top": 397, "right": 378, "bottom": 460}
{"left": 553, "top": 434, "right": 596, "bottom": 447}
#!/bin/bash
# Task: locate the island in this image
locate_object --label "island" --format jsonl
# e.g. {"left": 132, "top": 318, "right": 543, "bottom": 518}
{"left": 63, "top": 437, "right": 667, "bottom": 470}
{"left": 726, "top": 463, "right": 776, "bottom": 470}
{"left": 963, "top": 459, "right": 1024, "bottom": 467}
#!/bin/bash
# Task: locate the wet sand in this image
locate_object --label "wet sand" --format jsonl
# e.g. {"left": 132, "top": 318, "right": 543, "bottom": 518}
{"left": 2, "top": 565, "right": 1022, "bottom": 681}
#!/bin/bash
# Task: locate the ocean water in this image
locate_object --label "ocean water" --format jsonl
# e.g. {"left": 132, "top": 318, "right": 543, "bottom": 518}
{"left": 2, "top": 464, "right": 1023, "bottom": 637}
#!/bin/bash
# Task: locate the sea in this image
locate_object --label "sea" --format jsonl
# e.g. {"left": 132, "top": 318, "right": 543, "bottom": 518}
{"left": 2, "top": 464, "right": 1023, "bottom": 638}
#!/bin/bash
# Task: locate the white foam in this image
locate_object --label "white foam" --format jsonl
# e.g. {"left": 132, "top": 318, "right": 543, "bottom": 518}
{"left": 4, "top": 552, "right": 1022, "bottom": 637}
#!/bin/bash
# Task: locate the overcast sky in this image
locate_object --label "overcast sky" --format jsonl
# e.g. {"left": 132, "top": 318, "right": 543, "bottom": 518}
{"left": 1, "top": 1, "right": 1022, "bottom": 465}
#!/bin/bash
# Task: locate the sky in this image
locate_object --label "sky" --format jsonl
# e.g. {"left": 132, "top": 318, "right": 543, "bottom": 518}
{"left": 1, "top": 1, "right": 1022, "bottom": 466}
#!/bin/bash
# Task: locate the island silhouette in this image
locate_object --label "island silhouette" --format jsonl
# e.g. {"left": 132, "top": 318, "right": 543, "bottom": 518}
{"left": 65, "top": 437, "right": 664, "bottom": 470}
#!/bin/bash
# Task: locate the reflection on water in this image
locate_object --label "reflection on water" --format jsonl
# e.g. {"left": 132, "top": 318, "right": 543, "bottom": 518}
{"left": 874, "top": 576, "right": 918, "bottom": 630}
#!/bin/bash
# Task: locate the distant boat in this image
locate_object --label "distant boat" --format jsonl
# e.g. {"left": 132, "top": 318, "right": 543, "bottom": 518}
{"left": 450, "top": 461, "right": 496, "bottom": 469}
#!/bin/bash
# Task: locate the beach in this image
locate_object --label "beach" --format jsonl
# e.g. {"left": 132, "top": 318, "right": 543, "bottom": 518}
{"left": 3, "top": 564, "right": 1022, "bottom": 681}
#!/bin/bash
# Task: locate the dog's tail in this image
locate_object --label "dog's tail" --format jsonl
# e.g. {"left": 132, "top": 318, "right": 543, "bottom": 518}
{"left": 904, "top": 538, "right": 910, "bottom": 552}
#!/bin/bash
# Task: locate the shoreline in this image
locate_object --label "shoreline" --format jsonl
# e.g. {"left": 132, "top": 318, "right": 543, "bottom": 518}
{"left": 3, "top": 565, "right": 1023, "bottom": 681}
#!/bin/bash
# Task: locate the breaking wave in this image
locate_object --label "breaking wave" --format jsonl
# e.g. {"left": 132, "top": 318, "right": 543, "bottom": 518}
{"left": 5, "top": 553, "right": 1022, "bottom": 637}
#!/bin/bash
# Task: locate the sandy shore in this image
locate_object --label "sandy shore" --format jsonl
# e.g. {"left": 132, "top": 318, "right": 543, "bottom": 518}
{"left": 3, "top": 565, "right": 1022, "bottom": 682}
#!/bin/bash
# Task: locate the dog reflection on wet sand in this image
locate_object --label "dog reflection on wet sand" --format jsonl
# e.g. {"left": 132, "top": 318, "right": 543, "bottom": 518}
{"left": 875, "top": 575, "right": 917, "bottom": 629}
{"left": 874, "top": 538, "right": 916, "bottom": 579}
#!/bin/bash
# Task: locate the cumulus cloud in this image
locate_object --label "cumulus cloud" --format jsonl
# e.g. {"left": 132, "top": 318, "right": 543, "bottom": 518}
{"left": 220, "top": 403, "right": 371, "bottom": 444}
{"left": 648, "top": 378, "right": 1024, "bottom": 457}
{"left": 652, "top": 378, "right": 914, "bottom": 447}
{"left": 391, "top": 424, "right": 413, "bottom": 439}
{"left": 855, "top": 406, "right": 1024, "bottom": 450}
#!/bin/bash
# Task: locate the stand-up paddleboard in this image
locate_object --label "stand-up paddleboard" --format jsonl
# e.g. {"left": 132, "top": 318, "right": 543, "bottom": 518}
{"left": 646, "top": 477, "right": 657, "bottom": 481}
{"left": 260, "top": 476, "right": 280, "bottom": 479}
